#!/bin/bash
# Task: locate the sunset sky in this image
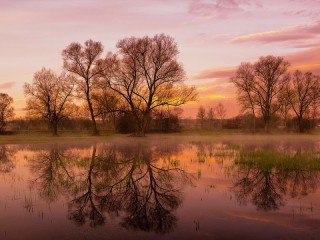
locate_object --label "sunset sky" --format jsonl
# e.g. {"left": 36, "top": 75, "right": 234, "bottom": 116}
{"left": 1, "top": 0, "right": 320, "bottom": 118}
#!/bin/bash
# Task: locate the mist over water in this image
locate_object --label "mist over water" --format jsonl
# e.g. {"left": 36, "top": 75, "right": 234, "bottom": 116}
{"left": 1, "top": 136, "right": 320, "bottom": 239}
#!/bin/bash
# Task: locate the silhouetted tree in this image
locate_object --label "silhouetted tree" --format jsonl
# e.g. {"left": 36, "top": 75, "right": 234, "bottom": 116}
{"left": 254, "top": 56, "right": 290, "bottom": 132}
{"left": 0, "top": 93, "right": 14, "bottom": 132}
{"left": 232, "top": 56, "right": 290, "bottom": 133}
{"left": 62, "top": 39, "right": 105, "bottom": 135}
{"left": 102, "top": 34, "right": 197, "bottom": 136}
{"left": 286, "top": 71, "right": 319, "bottom": 132}
{"left": 24, "top": 68, "right": 75, "bottom": 135}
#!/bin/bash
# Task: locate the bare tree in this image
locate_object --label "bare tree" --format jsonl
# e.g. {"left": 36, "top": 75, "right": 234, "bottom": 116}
{"left": 215, "top": 102, "right": 226, "bottom": 128}
{"left": 0, "top": 93, "right": 14, "bottom": 132}
{"left": 62, "top": 39, "right": 105, "bottom": 135}
{"left": 231, "top": 56, "right": 289, "bottom": 133}
{"left": 103, "top": 34, "right": 197, "bottom": 136}
{"left": 286, "top": 71, "right": 319, "bottom": 132}
{"left": 231, "top": 62, "right": 256, "bottom": 132}
{"left": 197, "top": 105, "right": 206, "bottom": 129}
{"left": 24, "top": 68, "right": 75, "bottom": 136}
{"left": 253, "top": 56, "right": 290, "bottom": 133}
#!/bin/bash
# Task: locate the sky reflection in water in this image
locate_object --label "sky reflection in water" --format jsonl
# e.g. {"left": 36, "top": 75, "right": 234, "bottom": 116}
{"left": 1, "top": 137, "right": 320, "bottom": 240}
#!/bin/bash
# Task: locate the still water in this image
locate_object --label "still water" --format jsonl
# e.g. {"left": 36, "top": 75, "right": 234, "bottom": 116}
{"left": 1, "top": 136, "right": 320, "bottom": 239}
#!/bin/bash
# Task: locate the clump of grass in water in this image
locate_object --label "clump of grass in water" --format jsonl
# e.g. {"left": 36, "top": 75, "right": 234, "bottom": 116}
{"left": 235, "top": 149, "right": 320, "bottom": 171}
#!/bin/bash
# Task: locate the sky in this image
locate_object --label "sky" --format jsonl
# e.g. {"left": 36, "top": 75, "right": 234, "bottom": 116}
{"left": 0, "top": 0, "right": 320, "bottom": 118}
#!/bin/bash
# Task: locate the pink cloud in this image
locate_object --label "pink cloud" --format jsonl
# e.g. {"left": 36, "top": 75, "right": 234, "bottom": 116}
{"left": 0, "top": 81, "right": 15, "bottom": 89}
{"left": 286, "top": 47, "right": 320, "bottom": 74}
{"left": 188, "top": 0, "right": 262, "bottom": 18}
{"left": 230, "top": 21, "right": 320, "bottom": 45}
{"left": 191, "top": 67, "right": 237, "bottom": 80}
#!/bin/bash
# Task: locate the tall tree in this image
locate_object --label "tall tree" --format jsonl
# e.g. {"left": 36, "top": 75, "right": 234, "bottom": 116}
{"left": 0, "top": 93, "right": 14, "bottom": 132}
{"left": 253, "top": 56, "right": 290, "bottom": 133}
{"left": 231, "top": 62, "right": 256, "bottom": 132}
{"left": 103, "top": 34, "right": 197, "bottom": 136}
{"left": 62, "top": 39, "right": 105, "bottom": 135}
{"left": 286, "top": 71, "right": 319, "bottom": 132}
{"left": 231, "top": 56, "right": 289, "bottom": 133}
{"left": 24, "top": 68, "right": 75, "bottom": 136}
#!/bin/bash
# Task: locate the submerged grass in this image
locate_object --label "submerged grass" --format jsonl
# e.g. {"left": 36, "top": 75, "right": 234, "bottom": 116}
{"left": 236, "top": 149, "right": 320, "bottom": 171}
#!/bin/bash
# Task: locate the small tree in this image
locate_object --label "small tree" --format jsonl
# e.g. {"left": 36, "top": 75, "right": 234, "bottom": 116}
{"left": 215, "top": 102, "right": 226, "bottom": 128}
{"left": 0, "top": 93, "right": 14, "bottom": 132}
{"left": 197, "top": 105, "right": 206, "bottom": 129}
{"left": 24, "top": 68, "right": 75, "bottom": 135}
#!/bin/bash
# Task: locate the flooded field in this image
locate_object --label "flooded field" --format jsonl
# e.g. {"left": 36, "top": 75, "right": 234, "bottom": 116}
{"left": 1, "top": 136, "right": 320, "bottom": 240}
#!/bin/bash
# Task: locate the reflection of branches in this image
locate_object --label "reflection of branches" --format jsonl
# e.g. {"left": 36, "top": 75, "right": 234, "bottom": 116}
{"left": 234, "top": 166, "right": 285, "bottom": 211}
{"left": 29, "top": 144, "right": 76, "bottom": 203}
{"left": 234, "top": 149, "right": 320, "bottom": 211}
{"left": 66, "top": 142, "right": 188, "bottom": 233}
{"left": 0, "top": 145, "right": 15, "bottom": 173}
{"left": 68, "top": 145, "right": 105, "bottom": 227}
{"left": 118, "top": 153, "right": 183, "bottom": 234}
{"left": 283, "top": 169, "right": 318, "bottom": 197}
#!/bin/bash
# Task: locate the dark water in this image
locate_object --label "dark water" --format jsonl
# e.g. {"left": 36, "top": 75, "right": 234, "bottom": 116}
{"left": 1, "top": 136, "right": 320, "bottom": 239}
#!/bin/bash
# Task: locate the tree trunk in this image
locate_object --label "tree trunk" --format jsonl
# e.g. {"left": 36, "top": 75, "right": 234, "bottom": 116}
{"left": 134, "top": 112, "right": 150, "bottom": 137}
{"left": 264, "top": 120, "right": 270, "bottom": 133}
{"left": 298, "top": 117, "right": 304, "bottom": 133}
{"left": 252, "top": 107, "right": 256, "bottom": 133}
{"left": 251, "top": 104, "right": 256, "bottom": 133}
{"left": 86, "top": 96, "right": 99, "bottom": 135}
{"left": 52, "top": 122, "right": 58, "bottom": 136}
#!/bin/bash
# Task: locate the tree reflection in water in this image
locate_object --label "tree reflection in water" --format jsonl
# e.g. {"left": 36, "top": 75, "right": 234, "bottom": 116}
{"left": 0, "top": 145, "right": 16, "bottom": 173}
{"left": 234, "top": 165, "right": 285, "bottom": 211}
{"left": 30, "top": 141, "right": 189, "bottom": 233}
{"left": 234, "top": 149, "right": 320, "bottom": 211}
{"left": 29, "top": 144, "right": 76, "bottom": 203}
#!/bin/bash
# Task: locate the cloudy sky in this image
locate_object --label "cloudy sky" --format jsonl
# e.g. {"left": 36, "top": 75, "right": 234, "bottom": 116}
{"left": 1, "top": 0, "right": 320, "bottom": 118}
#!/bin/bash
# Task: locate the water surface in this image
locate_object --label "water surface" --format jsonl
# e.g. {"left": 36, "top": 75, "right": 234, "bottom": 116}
{"left": 1, "top": 136, "right": 320, "bottom": 239}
